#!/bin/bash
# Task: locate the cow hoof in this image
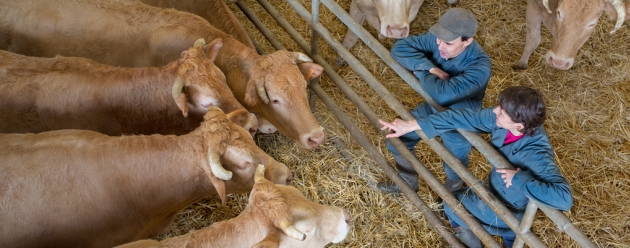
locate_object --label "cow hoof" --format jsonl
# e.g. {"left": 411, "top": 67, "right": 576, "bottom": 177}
{"left": 447, "top": 0, "right": 460, "bottom": 5}
{"left": 512, "top": 63, "right": 528, "bottom": 70}
{"left": 334, "top": 57, "right": 346, "bottom": 67}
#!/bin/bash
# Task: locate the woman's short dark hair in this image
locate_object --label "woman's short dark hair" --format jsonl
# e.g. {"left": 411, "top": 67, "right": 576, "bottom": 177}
{"left": 498, "top": 86, "right": 546, "bottom": 136}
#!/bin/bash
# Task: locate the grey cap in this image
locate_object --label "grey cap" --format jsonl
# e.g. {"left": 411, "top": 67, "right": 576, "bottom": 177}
{"left": 429, "top": 8, "right": 478, "bottom": 42}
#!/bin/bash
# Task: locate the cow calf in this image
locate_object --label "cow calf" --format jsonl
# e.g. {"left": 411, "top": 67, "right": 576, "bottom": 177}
{"left": 116, "top": 165, "right": 352, "bottom": 248}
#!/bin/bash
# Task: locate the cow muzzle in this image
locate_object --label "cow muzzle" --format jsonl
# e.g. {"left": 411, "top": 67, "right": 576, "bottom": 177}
{"left": 299, "top": 126, "right": 326, "bottom": 150}
{"left": 545, "top": 51, "right": 574, "bottom": 70}
{"left": 381, "top": 24, "right": 410, "bottom": 39}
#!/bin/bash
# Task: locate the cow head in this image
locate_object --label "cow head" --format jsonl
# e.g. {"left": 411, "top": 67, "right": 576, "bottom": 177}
{"left": 250, "top": 165, "right": 352, "bottom": 247}
{"left": 541, "top": 0, "right": 628, "bottom": 70}
{"left": 243, "top": 51, "right": 326, "bottom": 150}
{"left": 172, "top": 38, "right": 258, "bottom": 136}
{"left": 196, "top": 107, "right": 292, "bottom": 204}
{"left": 374, "top": 0, "right": 423, "bottom": 39}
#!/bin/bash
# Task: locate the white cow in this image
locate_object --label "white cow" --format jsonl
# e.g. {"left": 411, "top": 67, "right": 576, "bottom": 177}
{"left": 514, "top": 0, "right": 629, "bottom": 70}
{"left": 336, "top": 0, "right": 425, "bottom": 66}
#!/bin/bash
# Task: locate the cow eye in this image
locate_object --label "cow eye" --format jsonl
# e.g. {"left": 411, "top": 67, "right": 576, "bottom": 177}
{"left": 272, "top": 99, "right": 280, "bottom": 104}
{"left": 556, "top": 11, "right": 562, "bottom": 21}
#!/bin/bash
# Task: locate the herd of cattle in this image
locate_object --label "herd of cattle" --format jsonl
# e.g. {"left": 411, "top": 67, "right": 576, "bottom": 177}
{"left": 0, "top": 0, "right": 345, "bottom": 247}
{"left": 0, "top": 0, "right": 629, "bottom": 247}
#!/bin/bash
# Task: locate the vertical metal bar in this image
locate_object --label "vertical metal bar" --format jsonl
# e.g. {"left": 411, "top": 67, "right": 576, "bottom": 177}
{"left": 513, "top": 201, "right": 539, "bottom": 248}
{"left": 308, "top": 0, "right": 321, "bottom": 111}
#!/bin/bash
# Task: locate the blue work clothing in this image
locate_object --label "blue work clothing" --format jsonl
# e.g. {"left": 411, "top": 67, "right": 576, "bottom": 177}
{"left": 417, "top": 107, "right": 573, "bottom": 236}
{"left": 387, "top": 32, "right": 492, "bottom": 180}
{"left": 390, "top": 32, "right": 492, "bottom": 109}
{"left": 385, "top": 102, "right": 470, "bottom": 180}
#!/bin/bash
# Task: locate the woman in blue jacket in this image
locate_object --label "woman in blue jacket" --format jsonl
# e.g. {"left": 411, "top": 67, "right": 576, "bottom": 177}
{"left": 379, "top": 86, "right": 573, "bottom": 247}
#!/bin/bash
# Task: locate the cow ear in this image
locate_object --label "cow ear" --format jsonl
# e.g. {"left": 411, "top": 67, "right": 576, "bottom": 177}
{"left": 203, "top": 106, "right": 226, "bottom": 121}
{"left": 225, "top": 109, "right": 251, "bottom": 127}
{"left": 244, "top": 79, "right": 259, "bottom": 106}
{"left": 298, "top": 63, "right": 324, "bottom": 81}
{"left": 204, "top": 38, "right": 223, "bottom": 61}
{"left": 251, "top": 230, "right": 281, "bottom": 248}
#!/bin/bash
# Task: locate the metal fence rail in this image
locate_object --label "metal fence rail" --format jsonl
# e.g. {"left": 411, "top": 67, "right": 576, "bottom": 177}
{"left": 230, "top": 0, "right": 596, "bottom": 247}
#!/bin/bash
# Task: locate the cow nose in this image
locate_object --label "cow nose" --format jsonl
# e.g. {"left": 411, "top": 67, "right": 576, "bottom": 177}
{"left": 343, "top": 209, "right": 352, "bottom": 226}
{"left": 305, "top": 129, "right": 325, "bottom": 149}
{"left": 545, "top": 53, "right": 573, "bottom": 70}
{"left": 385, "top": 25, "right": 409, "bottom": 39}
{"left": 285, "top": 170, "right": 293, "bottom": 185}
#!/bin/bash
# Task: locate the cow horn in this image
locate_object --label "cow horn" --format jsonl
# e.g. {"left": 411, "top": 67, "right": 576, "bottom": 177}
{"left": 207, "top": 150, "right": 233, "bottom": 180}
{"left": 542, "top": 0, "right": 552, "bottom": 14}
{"left": 194, "top": 38, "right": 206, "bottom": 47}
{"left": 279, "top": 220, "right": 306, "bottom": 241}
{"left": 254, "top": 164, "right": 265, "bottom": 183}
{"left": 172, "top": 77, "right": 184, "bottom": 100}
{"left": 293, "top": 52, "right": 313, "bottom": 63}
{"left": 255, "top": 78, "right": 270, "bottom": 104}
{"left": 609, "top": 0, "right": 626, "bottom": 34}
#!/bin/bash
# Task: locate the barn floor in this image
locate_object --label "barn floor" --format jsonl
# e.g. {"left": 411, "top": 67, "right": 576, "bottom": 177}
{"left": 160, "top": 0, "right": 630, "bottom": 247}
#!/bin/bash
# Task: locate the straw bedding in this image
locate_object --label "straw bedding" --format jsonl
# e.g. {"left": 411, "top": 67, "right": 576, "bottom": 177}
{"left": 159, "top": 0, "right": 630, "bottom": 246}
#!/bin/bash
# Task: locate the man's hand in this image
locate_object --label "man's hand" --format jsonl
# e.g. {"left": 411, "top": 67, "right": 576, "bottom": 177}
{"left": 379, "top": 119, "right": 421, "bottom": 138}
{"left": 496, "top": 167, "right": 521, "bottom": 188}
{"left": 428, "top": 67, "right": 450, "bottom": 80}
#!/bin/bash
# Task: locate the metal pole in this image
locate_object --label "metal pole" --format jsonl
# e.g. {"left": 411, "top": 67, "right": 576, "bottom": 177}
{"left": 309, "top": 0, "right": 321, "bottom": 112}
{"left": 513, "top": 201, "right": 539, "bottom": 248}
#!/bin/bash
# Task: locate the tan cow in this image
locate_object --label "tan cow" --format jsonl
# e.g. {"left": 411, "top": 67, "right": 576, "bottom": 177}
{"left": 0, "top": 38, "right": 258, "bottom": 136}
{"left": 514, "top": 0, "right": 629, "bottom": 70}
{"left": 138, "top": 0, "right": 279, "bottom": 134}
{"left": 335, "top": 0, "right": 424, "bottom": 66}
{"left": 0, "top": 0, "right": 326, "bottom": 149}
{"left": 140, "top": 0, "right": 255, "bottom": 49}
{"left": 117, "top": 165, "right": 352, "bottom": 248}
{"left": 0, "top": 107, "right": 292, "bottom": 248}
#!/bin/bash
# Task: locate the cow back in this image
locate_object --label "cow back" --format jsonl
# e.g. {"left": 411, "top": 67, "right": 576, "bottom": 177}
{"left": 140, "top": 0, "right": 255, "bottom": 49}
{"left": 0, "top": 0, "right": 226, "bottom": 67}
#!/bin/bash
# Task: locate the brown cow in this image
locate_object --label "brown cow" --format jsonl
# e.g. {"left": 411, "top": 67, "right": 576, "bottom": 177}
{"left": 0, "top": 107, "right": 292, "bottom": 248}
{"left": 335, "top": 0, "right": 425, "bottom": 66}
{"left": 0, "top": 38, "right": 258, "bottom": 136}
{"left": 0, "top": 0, "right": 326, "bottom": 149}
{"left": 116, "top": 165, "right": 352, "bottom": 248}
{"left": 513, "top": 0, "right": 629, "bottom": 70}
{"left": 140, "top": 0, "right": 255, "bottom": 49}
